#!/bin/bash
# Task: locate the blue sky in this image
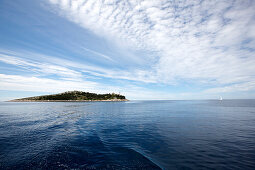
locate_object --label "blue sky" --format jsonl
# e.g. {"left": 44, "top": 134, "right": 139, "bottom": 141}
{"left": 0, "top": 0, "right": 255, "bottom": 100}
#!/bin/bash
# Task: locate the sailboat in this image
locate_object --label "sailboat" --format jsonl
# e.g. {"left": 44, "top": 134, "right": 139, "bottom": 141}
{"left": 219, "top": 96, "right": 223, "bottom": 101}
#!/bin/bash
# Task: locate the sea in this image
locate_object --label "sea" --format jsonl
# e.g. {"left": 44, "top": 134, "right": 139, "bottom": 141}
{"left": 0, "top": 100, "right": 254, "bottom": 169}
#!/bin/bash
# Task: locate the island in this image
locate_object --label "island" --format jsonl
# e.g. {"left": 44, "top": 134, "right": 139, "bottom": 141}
{"left": 9, "top": 91, "right": 128, "bottom": 102}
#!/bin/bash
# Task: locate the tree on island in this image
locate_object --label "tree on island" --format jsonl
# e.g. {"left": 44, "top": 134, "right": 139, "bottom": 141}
{"left": 12, "top": 91, "right": 127, "bottom": 101}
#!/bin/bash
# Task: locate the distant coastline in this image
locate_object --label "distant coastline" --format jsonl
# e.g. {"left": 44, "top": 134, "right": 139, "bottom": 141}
{"left": 9, "top": 99, "right": 128, "bottom": 102}
{"left": 7, "top": 99, "right": 129, "bottom": 102}
{"left": 9, "top": 91, "right": 128, "bottom": 102}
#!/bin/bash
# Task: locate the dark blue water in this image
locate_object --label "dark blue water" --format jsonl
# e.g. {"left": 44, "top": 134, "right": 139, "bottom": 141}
{"left": 0, "top": 100, "right": 255, "bottom": 169}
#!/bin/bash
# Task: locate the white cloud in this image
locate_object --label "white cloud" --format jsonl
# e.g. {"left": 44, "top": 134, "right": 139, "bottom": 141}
{"left": 0, "top": 73, "right": 97, "bottom": 93}
{"left": 46, "top": 0, "right": 255, "bottom": 93}
{"left": 0, "top": 49, "right": 157, "bottom": 83}
{"left": 0, "top": 73, "right": 175, "bottom": 100}
{"left": 82, "top": 47, "right": 115, "bottom": 62}
{"left": 203, "top": 81, "right": 255, "bottom": 94}
{"left": 1, "top": 0, "right": 255, "bottom": 99}
{"left": 0, "top": 53, "right": 83, "bottom": 79}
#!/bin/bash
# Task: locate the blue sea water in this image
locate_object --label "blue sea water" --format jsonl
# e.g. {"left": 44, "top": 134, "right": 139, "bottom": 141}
{"left": 0, "top": 100, "right": 255, "bottom": 169}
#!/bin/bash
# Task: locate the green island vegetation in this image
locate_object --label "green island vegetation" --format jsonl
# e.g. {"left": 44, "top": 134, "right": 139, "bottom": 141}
{"left": 11, "top": 91, "right": 127, "bottom": 102}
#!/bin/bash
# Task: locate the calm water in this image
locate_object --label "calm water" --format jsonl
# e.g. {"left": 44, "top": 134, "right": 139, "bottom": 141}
{"left": 0, "top": 100, "right": 255, "bottom": 169}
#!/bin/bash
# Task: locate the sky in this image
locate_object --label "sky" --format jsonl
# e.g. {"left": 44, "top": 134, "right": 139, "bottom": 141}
{"left": 0, "top": 0, "right": 255, "bottom": 100}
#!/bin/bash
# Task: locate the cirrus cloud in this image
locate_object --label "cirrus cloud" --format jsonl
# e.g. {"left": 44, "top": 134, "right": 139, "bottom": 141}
{"left": 46, "top": 0, "right": 255, "bottom": 91}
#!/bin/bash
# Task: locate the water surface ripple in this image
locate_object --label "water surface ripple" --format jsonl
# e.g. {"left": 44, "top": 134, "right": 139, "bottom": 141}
{"left": 0, "top": 100, "right": 255, "bottom": 169}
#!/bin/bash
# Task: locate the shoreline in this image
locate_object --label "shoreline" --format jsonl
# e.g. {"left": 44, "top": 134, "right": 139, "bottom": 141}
{"left": 8, "top": 99, "right": 129, "bottom": 102}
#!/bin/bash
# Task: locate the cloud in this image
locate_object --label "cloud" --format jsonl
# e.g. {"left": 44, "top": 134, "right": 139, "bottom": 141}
{"left": 82, "top": 47, "right": 115, "bottom": 62}
{"left": 203, "top": 81, "right": 255, "bottom": 94}
{"left": 1, "top": 0, "right": 255, "bottom": 100}
{"left": 0, "top": 73, "right": 97, "bottom": 93}
{"left": 0, "top": 73, "right": 176, "bottom": 100}
{"left": 0, "top": 49, "right": 157, "bottom": 83}
{"left": 0, "top": 53, "right": 83, "bottom": 79}
{"left": 46, "top": 0, "right": 255, "bottom": 92}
